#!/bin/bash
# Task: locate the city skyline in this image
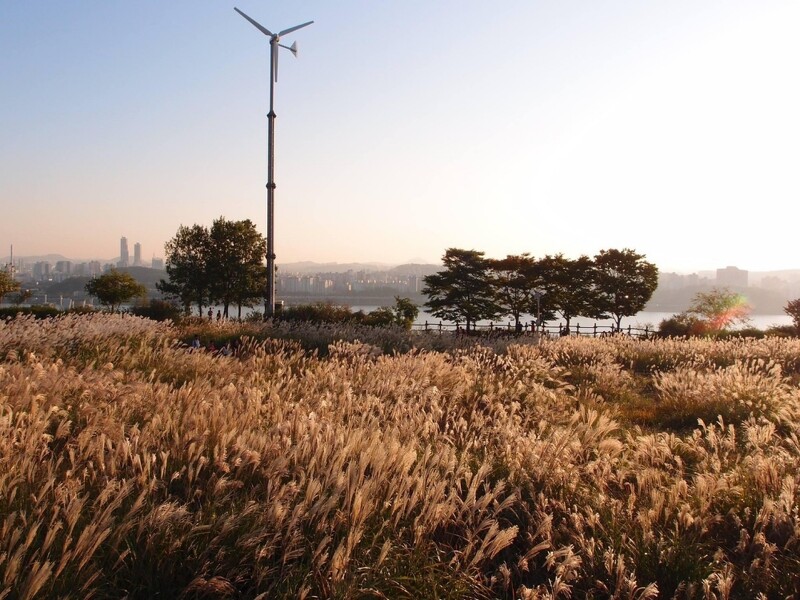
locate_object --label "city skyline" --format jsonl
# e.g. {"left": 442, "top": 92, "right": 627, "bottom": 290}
{"left": 2, "top": 2, "right": 799, "bottom": 273}
{"left": 5, "top": 244, "right": 800, "bottom": 280}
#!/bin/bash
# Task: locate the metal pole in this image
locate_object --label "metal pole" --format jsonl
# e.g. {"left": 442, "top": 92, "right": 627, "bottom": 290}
{"left": 265, "top": 38, "right": 277, "bottom": 318}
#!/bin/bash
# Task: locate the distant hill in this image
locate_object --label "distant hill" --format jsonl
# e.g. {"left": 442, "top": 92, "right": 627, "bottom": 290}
{"left": 277, "top": 261, "right": 442, "bottom": 277}
{"left": 1, "top": 253, "right": 74, "bottom": 264}
{"left": 39, "top": 267, "right": 166, "bottom": 294}
{"left": 646, "top": 284, "right": 793, "bottom": 315}
{"left": 43, "top": 277, "right": 91, "bottom": 295}
{"left": 279, "top": 261, "right": 395, "bottom": 274}
{"left": 750, "top": 270, "right": 800, "bottom": 284}
{"left": 388, "top": 263, "right": 441, "bottom": 277}
{"left": 118, "top": 266, "right": 167, "bottom": 286}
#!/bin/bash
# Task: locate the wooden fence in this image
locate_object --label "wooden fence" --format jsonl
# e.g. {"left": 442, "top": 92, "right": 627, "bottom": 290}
{"left": 411, "top": 320, "right": 655, "bottom": 339}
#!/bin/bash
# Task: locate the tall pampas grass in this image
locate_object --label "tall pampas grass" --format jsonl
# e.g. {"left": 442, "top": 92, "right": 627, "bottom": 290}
{"left": 1, "top": 313, "right": 799, "bottom": 597}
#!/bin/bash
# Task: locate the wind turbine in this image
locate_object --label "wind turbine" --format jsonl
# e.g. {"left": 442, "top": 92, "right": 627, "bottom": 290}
{"left": 234, "top": 7, "right": 313, "bottom": 318}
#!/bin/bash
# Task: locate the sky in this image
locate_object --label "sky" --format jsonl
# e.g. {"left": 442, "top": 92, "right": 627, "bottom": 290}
{"left": 1, "top": 1, "right": 799, "bottom": 273}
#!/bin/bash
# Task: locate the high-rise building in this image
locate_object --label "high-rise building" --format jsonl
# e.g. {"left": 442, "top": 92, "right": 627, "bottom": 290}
{"left": 118, "top": 237, "right": 129, "bottom": 268}
{"left": 133, "top": 242, "right": 142, "bottom": 267}
{"left": 151, "top": 257, "right": 164, "bottom": 269}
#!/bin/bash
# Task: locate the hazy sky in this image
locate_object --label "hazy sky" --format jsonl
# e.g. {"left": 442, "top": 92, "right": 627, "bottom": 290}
{"left": 2, "top": 1, "right": 798, "bottom": 272}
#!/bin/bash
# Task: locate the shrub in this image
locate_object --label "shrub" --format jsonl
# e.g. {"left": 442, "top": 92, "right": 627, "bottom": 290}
{"left": 766, "top": 324, "right": 799, "bottom": 337}
{"left": 0, "top": 305, "right": 61, "bottom": 320}
{"left": 658, "top": 314, "right": 704, "bottom": 337}
{"left": 278, "top": 301, "right": 359, "bottom": 323}
{"left": 130, "top": 298, "right": 183, "bottom": 322}
{"left": 65, "top": 304, "right": 97, "bottom": 315}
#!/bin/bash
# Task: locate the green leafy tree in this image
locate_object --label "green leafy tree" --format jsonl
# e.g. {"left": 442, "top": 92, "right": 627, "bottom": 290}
{"left": 785, "top": 298, "right": 800, "bottom": 330}
{"left": 207, "top": 217, "right": 267, "bottom": 319}
{"left": 366, "top": 297, "right": 419, "bottom": 329}
{"left": 85, "top": 270, "right": 146, "bottom": 313}
{"left": 537, "top": 254, "right": 598, "bottom": 329}
{"left": 593, "top": 248, "right": 659, "bottom": 330}
{"left": 158, "top": 224, "right": 211, "bottom": 316}
{"left": 365, "top": 306, "right": 396, "bottom": 327}
{"left": 422, "top": 248, "right": 499, "bottom": 333}
{"left": 489, "top": 254, "right": 536, "bottom": 331}
{"left": 0, "top": 270, "right": 20, "bottom": 301}
{"left": 393, "top": 296, "right": 419, "bottom": 329}
{"left": 687, "top": 287, "right": 751, "bottom": 332}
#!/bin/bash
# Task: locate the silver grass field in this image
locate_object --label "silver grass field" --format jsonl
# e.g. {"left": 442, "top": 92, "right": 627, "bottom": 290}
{"left": 1, "top": 314, "right": 799, "bottom": 599}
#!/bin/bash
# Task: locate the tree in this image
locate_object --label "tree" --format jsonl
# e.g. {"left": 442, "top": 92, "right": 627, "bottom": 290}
{"left": 785, "top": 298, "right": 800, "bottom": 330}
{"left": 537, "top": 254, "right": 597, "bottom": 329}
{"left": 422, "top": 248, "right": 499, "bottom": 333}
{"left": 10, "top": 289, "right": 32, "bottom": 305}
{"left": 489, "top": 254, "right": 536, "bottom": 331}
{"left": 206, "top": 217, "right": 267, "bottom": 319}
{"left": 158, "top": 224, "right": 211, "bottom": 316}
{"left": 593, "top": 248, "right": 658, "bottom": 330}
{"left": 85, "top": 270, "right": 146, "bottom": 313}
{"left": 686, "top": 287, "right": 751, "bottom": 332}
{"left": 0, "top": 270, "right": 20, "bottom": 301}
{"left": 366, "top": 297, "right": 419, "bottom": 329}
{"left": 393, "top": 296, "right": 419, "bottom": 329}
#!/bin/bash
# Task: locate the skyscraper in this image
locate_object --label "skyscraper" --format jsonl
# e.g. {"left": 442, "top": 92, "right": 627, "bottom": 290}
{"left": 133, "top": 242, "right": 142, "bottom": 267}
{"left": 118, "top": 237, "right": 129, "bottom": 268}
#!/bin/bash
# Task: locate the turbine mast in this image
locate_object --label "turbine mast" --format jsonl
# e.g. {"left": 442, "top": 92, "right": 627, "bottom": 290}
{"left": 234, "top": 7, "right": 313, "bottom": 317}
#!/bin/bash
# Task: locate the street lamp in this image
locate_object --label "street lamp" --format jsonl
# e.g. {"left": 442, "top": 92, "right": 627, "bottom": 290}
{"left": 533, "top": 289, "right": 544, "bottom": 328}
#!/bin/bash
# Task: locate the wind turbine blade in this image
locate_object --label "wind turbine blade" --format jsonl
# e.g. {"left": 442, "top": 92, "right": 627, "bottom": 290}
{"left": 234, "top": 7, "right": 273, "bottom": 37}
{"left": 278, "top": 21, "right": 313, "bottom": 36}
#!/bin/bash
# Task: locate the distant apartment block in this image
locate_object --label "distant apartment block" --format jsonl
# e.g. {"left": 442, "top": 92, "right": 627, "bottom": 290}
{"left": 88, "top": 261, "right": 102, "bottom": 276}
{"left": 151, "top": 257, "right": 164, "bottom": 269}
{"left": 53, "top": 261, "right": 72, "bottom": 282}
{"left": 71, "top": 261, "right": 102, "bottom": 277}
{"left": 657, "top": 272, "right": 685, "bottom": 291}
{"left": 133, "top": 242, "right": 142, "bottom": 267}
{"left": 716, "top": 266, "right": 748, "bottom": 288}
{"left": 33, "top": 261, "right": 51, "bottom": 281}
{"left": 55, "top": 261, "right": 71, "bottom": 275}
{"left": 276, "top": 271, "right": 424, "bottom": 297}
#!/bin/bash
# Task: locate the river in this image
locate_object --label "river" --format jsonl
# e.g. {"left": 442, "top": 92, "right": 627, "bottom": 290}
{"left": 349, "top": 306, "right": 793, "bottom": 331}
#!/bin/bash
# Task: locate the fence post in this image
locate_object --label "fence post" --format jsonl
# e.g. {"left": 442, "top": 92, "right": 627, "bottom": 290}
{"left": 627, "top": 325, "right": 632, "bottom": 335}
{"left": 490, "top": 322, "right": 493, "bottom": 330}
{"left": 576, "top": 323, "right": 581, "bottom": 336}
{"left": 425, "top": 320, "right": 428, "bottom": 331}
{"left": 438, "top": 322, "right": 442, "bottom": 331}
{"left": 593, "top": 323, "right": 597, "bottom": 337}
